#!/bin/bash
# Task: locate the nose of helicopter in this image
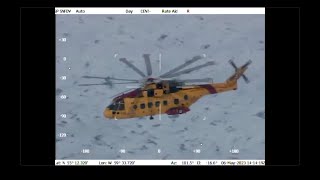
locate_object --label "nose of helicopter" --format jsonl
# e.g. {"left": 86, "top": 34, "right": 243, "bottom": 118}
{"left": 103, "top": 108, "right": 113, "bottom": 119}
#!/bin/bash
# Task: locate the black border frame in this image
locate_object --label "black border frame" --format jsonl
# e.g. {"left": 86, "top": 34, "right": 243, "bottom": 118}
{"left": 18, "top": 0, "right": 301, "bottom": 166}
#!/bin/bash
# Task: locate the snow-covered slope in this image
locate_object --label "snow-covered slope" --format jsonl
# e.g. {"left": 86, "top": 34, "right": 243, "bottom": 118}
{"left": 56, "top": 14, "right": 265, "bottom": 160}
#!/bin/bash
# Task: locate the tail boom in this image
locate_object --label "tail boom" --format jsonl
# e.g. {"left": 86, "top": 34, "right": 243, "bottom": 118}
{"left": 199, "top": 60, "right": 251, "bottom": 95}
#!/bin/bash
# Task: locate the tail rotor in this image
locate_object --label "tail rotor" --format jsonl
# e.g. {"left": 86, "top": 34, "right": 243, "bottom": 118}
{"left": 228, "top": 59, "right": 252, "bottom": 83}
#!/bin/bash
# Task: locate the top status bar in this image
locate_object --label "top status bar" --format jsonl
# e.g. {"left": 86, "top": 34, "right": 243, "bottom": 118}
{"left": 55, "top": 8, "right": 265, "bottom": 15}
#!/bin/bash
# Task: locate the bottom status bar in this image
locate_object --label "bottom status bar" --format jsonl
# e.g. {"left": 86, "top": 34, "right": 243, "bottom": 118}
{"left": 55, "top": 160, "right": 265, "bottom": 166}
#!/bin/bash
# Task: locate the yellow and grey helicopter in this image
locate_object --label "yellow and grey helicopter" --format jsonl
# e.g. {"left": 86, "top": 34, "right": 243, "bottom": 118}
{"left": 79, "top": 54, "right": 251, "bottom": 120}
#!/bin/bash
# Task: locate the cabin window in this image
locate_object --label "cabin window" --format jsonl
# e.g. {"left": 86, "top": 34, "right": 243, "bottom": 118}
{"left": 174, "top": 99, "right": 179, "bottom": 105}
{"left": 147, "top": 89, "right": 154, "bottom": 97}
{"left": 163, "top": 100, "right": 168, "bottom": 106}
{"left": 140, "top": 103, "right": 145, "bottom": 109}
{"left": 148, "top": 102, "right": 153, "bottom": 108}
{"left": 133, "top": 105, "right": 137, "bottom": 109}
{"left": 155, "top": 101, "right": 160, "bottom": 107}
{"left": 112, "top": 111, "right": 116, "bottom": 114}
{"left": 117, "top": 112, "right": 120, "bottom": 114}
{"left": 184, "top": 95, "right": 188, "bottom": 100}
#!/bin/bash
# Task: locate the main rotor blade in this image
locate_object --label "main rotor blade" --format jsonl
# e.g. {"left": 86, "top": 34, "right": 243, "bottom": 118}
{"left": 108, "top": 77, "right": 140, "bottom": 82}
{"left": 79, "top": 82, "right": 138, "bottom": 87}
{"left": 159, "top": 55, "right": 202, "bottom": 78}
{"left": 112, "top": 82, "right": 141, "bottom": 84}
{"left": 78, "top": 83, "right": 109, "bottom": 86}
{"left": 177, "top": 78, "right": 213, "bottom": 83}
{"left": 119, "top": 58, "right": 146, "bottom": 78}
{"left": 143, "top": 54, "right": 152, "bottom": 76}
{"left": 82, "top": 76, "right": 139, "bottom": 82}
{"left": 82, "top": 75, "right": 107, "bottom": 79}
{"left": 164, "top": 61, "right": 216, "bottom": 78}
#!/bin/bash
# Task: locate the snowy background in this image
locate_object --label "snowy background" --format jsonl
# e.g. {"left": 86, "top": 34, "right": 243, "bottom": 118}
{"left": 56, "top": 14, "right": 265, "bottom": 160}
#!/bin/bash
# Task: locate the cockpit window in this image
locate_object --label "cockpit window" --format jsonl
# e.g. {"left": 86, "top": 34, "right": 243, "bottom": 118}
{"left": 107, "top": 101, "right": 125, "bottom": 110}
{"left": 107, "top": 104, "right": 115, "bottom": 110}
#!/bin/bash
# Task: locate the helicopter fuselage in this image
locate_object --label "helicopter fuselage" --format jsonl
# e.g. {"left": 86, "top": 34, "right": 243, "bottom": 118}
{"left": 104, "top": 79, "right": 238, "bottom": 120}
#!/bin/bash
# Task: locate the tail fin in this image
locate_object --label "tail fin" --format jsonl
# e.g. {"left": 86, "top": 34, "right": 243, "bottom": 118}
{"left": 226, "top": 59, "right": 252, "bottom": 83}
